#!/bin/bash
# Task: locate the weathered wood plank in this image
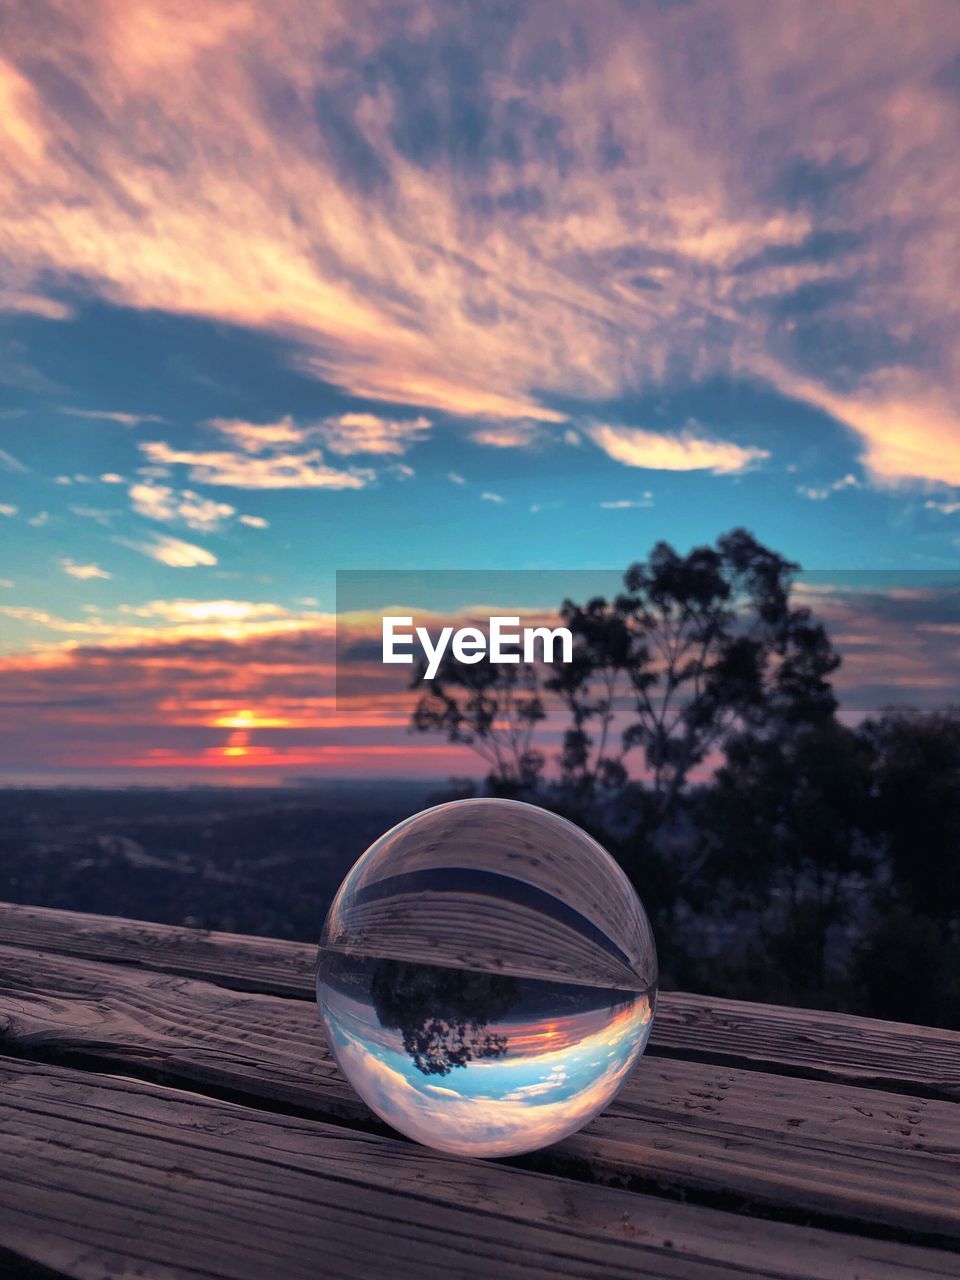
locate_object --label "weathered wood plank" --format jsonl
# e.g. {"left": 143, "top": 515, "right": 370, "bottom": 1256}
{"left": 0, "top": 900, "right": 316, "bottom": 996}
{"left": 321, "top": 799, "right": 657, "bottom": 990}
{"left": 1, "top": 1056, "right": 956, "bottom": 1280}
{"left": 2, "top": 945, "right": 958, "bottom": 1246}
{"left": 654, "top": 991, "right": 960, "bottom": 1103}
{"left": 1, "top": 900, "right": 958, "bottom": 1100}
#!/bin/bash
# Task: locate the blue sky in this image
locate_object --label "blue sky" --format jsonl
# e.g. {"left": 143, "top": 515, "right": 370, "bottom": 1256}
{"left": 3, "top": 299, "right": 957, "bottom": 613}
{"left": 0, "top": 1, "right": 958, "bottom": 778}
{"left": 320, "top": 976, "right": 653, "bottom": 1157}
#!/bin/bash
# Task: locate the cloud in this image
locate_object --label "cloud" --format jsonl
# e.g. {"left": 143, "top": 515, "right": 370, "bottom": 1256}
{"left": 314, "top": 412, "right": 431, "bottom": 456}
{"left": 61, "top": 408, "right": 165, "bottom": 426}
{"left": 62, "top": 559, "right": 111, "bottom": 580}
{"left": 206, "top": 411, "right": 430, "bottom": 492}
{"left": 471, "top": 421, "right": 545, "bottom": 449}
{"left": 208, "top": 416, "right": 305, "bottom": 453}
{"left": 0, "top": 447, "right": 26, "bottom": 473}
{"left": 0, "top": 289, "right": 72, "bottom": 320}
{"left": 323, "top": 994, "right": 648, "bottom": 1158}
{"left": 0, "top": 605, "right": 107, "bottom": 635}
{"left": 0, "top": 595, "right": 327, "bottom": 648}
{"left": 0, "top": 579, "right": 13, "bottom": 588}
{"left": 447, "top": 472, "right": 466, "bottom": 485}
{"left": 0, "top": 3, "right": 958, "bottom": 481}
{"left": 119, "top": 599, "right": 295, "bottom": 624}
{"left": 238, "top": 513, "right": 269, "bottom": 528}
{"left": 599, "top": 495, "right": 653, "bottom": 509}
{"left": 792, "top": 579, "right": 960, "bottom": 714}
{"left": 100, "top": 473, "right": 124, "bottom": 484}
{"left": 481, "top": 491, "right": 505, "bottom": 503}
{"left": 587, "top": 424, "right": 768, "bottom": 474}
{"left": 1, "top": 615, "right": 418, "bottom": 791}
{"left": 799, "top": 487, "right": 831, "bottom": 501}
{"left": 1, "top": 582, "right": 958, "bottom": 779}
{"left": 0, "top": 620, "right": 443, "bottom": 776}
{"left": 925, "top": 499, "right": 960, "bottom": 515}
{"left": 129, "top": 481, "right": 237, "bottom": 532}
{"left": 0, "top": 503, "right": 17, "bottom": 517}
{"left": 27, "top": 511, "right": 48, "bottom": 526}
{"left": 777, "top": 373, "right": 960, "bottom": 488}
{"left": 139, "top": 441, "right": 373, "bottom": 490}
{"left": 70, "top": 505, "right": 119, "bottom": 527}
{"left": 118, "top": 533, "right": 218, "bottom": 568}
{"left": 796, "top": 473, "right": 861, "bottom": 501}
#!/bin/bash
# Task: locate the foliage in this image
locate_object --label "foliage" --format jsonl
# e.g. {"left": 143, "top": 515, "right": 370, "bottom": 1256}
{"left": 860, "top": 708, "right": 960, "bottom": 928}
{"left": 370, "top": 959, "right": 520, "bottom": 1075}
{"left": 408, "top": 529, "right": 960, "bottom": 1028}
{"left": 548, "top": 529, "right": 836, "bottom": 814}
{"left": 410, "top": 652, "right": 546, "bottom": 795}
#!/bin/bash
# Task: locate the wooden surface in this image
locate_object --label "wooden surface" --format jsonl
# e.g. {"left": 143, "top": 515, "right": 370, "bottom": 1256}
{"left": 1, "top": 902, "right": 958, "bottom": 1279}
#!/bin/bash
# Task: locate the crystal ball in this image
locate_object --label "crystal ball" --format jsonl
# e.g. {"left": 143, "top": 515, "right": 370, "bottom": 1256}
{"left": 316, "top": 798, "right": 657, "bottom": 1157}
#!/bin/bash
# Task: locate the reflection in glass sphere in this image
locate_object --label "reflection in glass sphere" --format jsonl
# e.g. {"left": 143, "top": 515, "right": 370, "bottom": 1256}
{"left": 316, "top": 798, "right": 658, "bottom": 1158}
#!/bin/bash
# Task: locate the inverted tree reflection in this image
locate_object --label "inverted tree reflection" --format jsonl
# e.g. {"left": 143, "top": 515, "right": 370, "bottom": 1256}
{"left": 370, "top": 958, "right": 520, "bottom": 1076}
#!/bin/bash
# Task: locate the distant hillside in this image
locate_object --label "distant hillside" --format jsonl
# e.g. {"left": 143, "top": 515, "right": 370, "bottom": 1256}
{"left": 0, "top": 783, "right": 438, "bottom": 940}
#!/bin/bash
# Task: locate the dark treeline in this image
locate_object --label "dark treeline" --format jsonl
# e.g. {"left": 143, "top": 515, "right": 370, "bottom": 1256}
{"left": 412, "top": 529, "right": 960, "bottom": 1030}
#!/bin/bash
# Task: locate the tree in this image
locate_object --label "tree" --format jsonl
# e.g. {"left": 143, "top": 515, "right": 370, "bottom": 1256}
{"left": 861, "top": 708, "right": 960, "bottom": 930}
{"left": 410, "top": 651, "right": 546, "bottom": 795}
{"left": 853, "top": 904, "right": 960, "bottom": 1028}
{"left": 409, "top": 531, "right": 840, "bottom": 817}
{"left": 370, "top": 959, "right": 520, "bottom": 1076}
{"left": 700, "top": 719, "right": 873, "bottom": 997}
{"left": 548, "top": 529, "right": 840, "bottom": 824}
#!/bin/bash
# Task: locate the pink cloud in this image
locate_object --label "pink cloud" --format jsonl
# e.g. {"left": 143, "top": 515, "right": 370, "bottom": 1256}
{"left": 2, "top": 3, "right": 956, "bottom": 478}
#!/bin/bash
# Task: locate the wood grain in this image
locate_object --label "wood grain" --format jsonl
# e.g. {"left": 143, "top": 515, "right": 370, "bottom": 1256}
{"left": 0, "top": 900, "right": 315, "bottom": 996}
{"left": 2, "top": 1056, "right": 956, "bottom": 1280}
{"left": 1, "top": 900, "right": 958, "bottom": 1100}
{"left": 2, "top": 944, "right": 958, "bottom": 1246}
{"left": 324, "top": 887, "right": 648, "bottom": 990}
{"left": 328, "top": 799, "right": 658, "bottom": 988}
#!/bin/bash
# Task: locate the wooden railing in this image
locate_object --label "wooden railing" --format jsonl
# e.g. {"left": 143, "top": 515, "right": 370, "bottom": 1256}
{"left": 1, "top": 901, "right": 958, "bottom": 1278}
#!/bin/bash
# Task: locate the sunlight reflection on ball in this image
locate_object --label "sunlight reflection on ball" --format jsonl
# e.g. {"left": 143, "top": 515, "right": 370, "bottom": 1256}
{"left": 316, "top": 798, "right": 657, "bottom": 1158}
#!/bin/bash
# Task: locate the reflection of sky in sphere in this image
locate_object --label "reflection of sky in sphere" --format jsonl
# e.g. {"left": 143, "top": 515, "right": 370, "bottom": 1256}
{"left": 320, "top": 976, "right": 654, "bottom": 1157}
{"left": 317, "top": 798, "right": 658, "bottom": 1156}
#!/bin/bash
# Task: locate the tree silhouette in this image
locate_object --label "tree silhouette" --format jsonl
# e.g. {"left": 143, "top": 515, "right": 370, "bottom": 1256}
{"left": 861, "top": 708, "right": 960, "bottom": 929}
{"left": 411, "top": 651, "right": 546, "bottom": 795}
{"left": 409, "top": 530, "right": 840, "bottom": 824}
{"left": 701, "top": 719, "right": 873, "bottom": 995}
{"left": 370, "top": 959, "right": 521, "bottom": 1076}
{"left": 548, "top": 529, "right": 839, "bottom": 817}
{"left": 404, "top": 533, "right": 960, "bottom": 1029}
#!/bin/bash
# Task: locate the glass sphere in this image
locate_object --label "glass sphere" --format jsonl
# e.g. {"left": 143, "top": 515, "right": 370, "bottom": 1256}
{"left": 316, "top": 797, "right": 657, "bottom": 1158}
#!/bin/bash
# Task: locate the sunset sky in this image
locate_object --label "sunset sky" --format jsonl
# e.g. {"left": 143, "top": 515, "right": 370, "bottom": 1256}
{"left": 1, "top": 1, "right": 958, "bottom": 781}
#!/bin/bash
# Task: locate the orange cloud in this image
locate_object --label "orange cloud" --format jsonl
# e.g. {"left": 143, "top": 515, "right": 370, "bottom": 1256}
{"left": 209, "top": 416, "right": 306, "bottom": 453}
{"left": 317, "top": 412, "right": 432, "bottom": 457}
{"left": 587, "top": 424, "right": 768, "bottom": 474}
{"left": 61, "top": 560, "right": 111, "bottom": 581}
{"left": 116, "top": 532, "right": 218, "bottom": 567}
{"left": 129, "top": 481, "right": 237, "bottom": 531}
{"left": 1, "top": 579, "right": 958, "bottom": 780}
{"left": 139, "top": 441, "right": 373, "bottom": 490}
{"left": 470, "top": 421, "right": 547, "bottom": 449}
{"left": 211, "top": 410, "right": 432, "bottom": 460}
